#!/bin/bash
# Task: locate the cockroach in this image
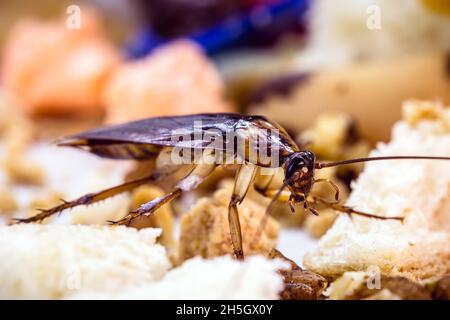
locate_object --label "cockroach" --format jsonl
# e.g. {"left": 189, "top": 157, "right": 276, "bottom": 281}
{"left": 13, "top": 113, "right": 450, "bottom": 259}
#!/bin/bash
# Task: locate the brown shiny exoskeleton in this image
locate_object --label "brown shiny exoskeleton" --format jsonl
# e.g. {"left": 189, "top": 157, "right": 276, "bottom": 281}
{"left": 13, "top": 113, "right": 450, "bottom": 260}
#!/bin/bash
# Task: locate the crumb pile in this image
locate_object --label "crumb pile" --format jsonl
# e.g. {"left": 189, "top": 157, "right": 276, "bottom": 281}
{"left": 304, "top": 101, "right": 450, "bottom": 280}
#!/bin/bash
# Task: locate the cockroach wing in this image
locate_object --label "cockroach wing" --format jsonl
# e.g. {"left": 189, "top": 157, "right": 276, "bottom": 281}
{"left": 58, "top": 113, "right": 299, "bottom": 166}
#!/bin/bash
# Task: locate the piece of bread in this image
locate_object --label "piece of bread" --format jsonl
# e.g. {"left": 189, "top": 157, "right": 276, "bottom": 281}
{"left": 1, "top": 8, "right": 120, "bottom": 115}
{"left": 178, "top": 188, "right": 280, "bottom": 263}
{"left": 103, "top": 40, "right": 233, "bottom": 124}
{"left": 69, "top": 256, "right": 287, "bottom": 300}
{"left": 0, "top": 224, "right": 170, "bottom": 299}
{"left": 304, "top": 101, "right": 450, "bottom": 280}
{"left": 302, "top": 0, "right": 450, "bottom": 68}
{"left": 325, "top": 271, "right": 432, "bottom": 300}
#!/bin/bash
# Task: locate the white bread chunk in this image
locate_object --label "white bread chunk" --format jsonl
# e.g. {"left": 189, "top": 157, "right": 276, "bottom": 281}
{"left": 302, "top": 0, "right": 450, "bottom": 68}
{"left": 304, "top": 101, "right": 450, "bottom": 280}
{"left": 0, "top": 224, "right": 170, "bottom": 299}
{"left": 70, "top": 256, "right": 287, "bottom": 300}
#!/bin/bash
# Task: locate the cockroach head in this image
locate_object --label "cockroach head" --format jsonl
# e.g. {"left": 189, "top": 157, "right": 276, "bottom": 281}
{"left": 284, "top": 151, "right": 315, "bottom": 184}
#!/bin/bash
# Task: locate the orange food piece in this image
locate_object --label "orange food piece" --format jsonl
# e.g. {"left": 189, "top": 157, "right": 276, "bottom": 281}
{"left": 1, "top": 8, "right": 120, "bottom": 115}
{"left": 103, "top": 40, "right": 234, "bottom": 124}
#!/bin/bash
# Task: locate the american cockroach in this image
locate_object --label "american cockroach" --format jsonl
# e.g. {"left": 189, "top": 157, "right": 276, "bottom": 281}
{"left": 13, "top": 113, "right": 450, "bottom": 259}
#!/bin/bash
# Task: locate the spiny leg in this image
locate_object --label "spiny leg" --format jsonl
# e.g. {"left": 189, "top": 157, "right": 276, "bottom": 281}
{"left": 308, "top": 196, "right": 404, "bottom": 222}
{"left": 313, "top": 178, "right": 340, "bottom": 203}
{"left": 254, "top": 178, "right": 320, "bottom": 239}
{"left": 109, "top": 188, "right": 182, "bottom": 226}
{"left": 254, "top": 174, "right": 286, "bottom": 238}
{"left": 228, "top": 163, "right": 258, "bottom": 260}
{"left": 111, "top": 162, "right": 217, "bottom": 226}
{"left": 255, "top": 185, "right": 403, "bottom": 221}
{"left": 12, "top": 173, "right": 163, "bottom": 224}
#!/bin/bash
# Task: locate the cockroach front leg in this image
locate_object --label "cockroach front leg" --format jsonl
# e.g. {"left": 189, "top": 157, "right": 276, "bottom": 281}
{"left": 228, "top": 163, "right": 258, "bottom": 260}
{"left": 313, "top": 178, "right": 340, "bottom": 203}
{"left": 254, "top": 179, "right": 306, "bottom": 212}
{"left": 254, "top": 186, "right": 292, "bottom": 201}
{"left": 111, "top": 163, "right": 216, "bottom": 226}
{"left": 308, "top": 196, "right": 404, "bottom": 222}
{"left": 12, "top": 173, "right": 163, "bottom": 224}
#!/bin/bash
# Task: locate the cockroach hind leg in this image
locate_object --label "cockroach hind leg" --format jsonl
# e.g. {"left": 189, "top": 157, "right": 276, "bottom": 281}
{"left": 309, "top": 196, "right": 404, "bottom": 222}
{"left": 110, "top": 188, "right": 182, "bottom": 226}
{"left": 10, "top": 207, "right": 57, "bottom": 224}
{"left": 228, "top": 198, "right": 245, "bottom": 261}
{"left": 10, "top": 174, "right": 161, "bottom": 226}
{"left": 228, "top": 163, "right": 258, "bottom": 261}
{"left": 59, "top": 198, "right": 70, "bottom": 205}
{"left": 108, "top": 207, "right": 151, "bottom": 226}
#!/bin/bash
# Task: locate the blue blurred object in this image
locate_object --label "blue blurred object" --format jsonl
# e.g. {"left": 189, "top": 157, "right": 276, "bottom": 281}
{"left": 128, "top": 0, "right": 310, "bottom": 58}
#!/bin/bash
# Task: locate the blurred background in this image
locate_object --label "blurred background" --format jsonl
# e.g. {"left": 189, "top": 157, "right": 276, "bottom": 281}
{"left": 0, "top": 0, "right": 449, "bottom": 140}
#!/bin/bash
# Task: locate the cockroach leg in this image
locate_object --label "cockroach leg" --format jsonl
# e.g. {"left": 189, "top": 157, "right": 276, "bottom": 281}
{"left": 110, "top": 162, "right": 216, "bottom": 226}
{"left": 253, "top": 177, "right": 295, "bottom": 246}
{"left": 228, "top": 163, "right": 257, "bottom": 260}
{"left": 309, "top": 196, "right": 405, "bottom": 222}
{"left": 11, "top": 173, "right": 162, "bottom": 224}
{"left": 288, "top": 200, "right": 296, "bottom": 213}
{"left": 303, "top": 201, "right": 319, "bottom": 216}
{"left": 228, "top": 199, "right": 244, "bottom": 260}
{"left": 254, "top": 185, "right": 292, "bottom": 201}
{"left": 313, "top": 178, "right": 340, "bottom": 203}
{"left": 109, "top": 188, "right": 182, "bottom": 226}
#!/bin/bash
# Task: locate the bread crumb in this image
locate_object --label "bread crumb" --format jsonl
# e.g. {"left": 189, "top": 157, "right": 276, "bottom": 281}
{"left": 304, "top": 208, "right": 337, "bottom": 238}
{"left": 304, "top": 101, "right": 450, "bottom": 280}
{"left": 178, "top": 188, "right": 279, "bottom": 263}
{"left": 69, "top": 255, "right": 287, "bottom": 300}
{"left": 0, "top": 224, "right": 170, "bottom": 299}
{"left": 403, "top": 100, "right": 449, "bottom": 130}
{"left": 0, "top": 187, "right": 18, "bottom": 217}
{"left": 300, "top": 112, "right": 356, "bottom": 159}
{"left": 4, "top": 155, "right": 44, "bottom": 185}
{"left": 0, "top": 90, "right": 39, "bottom": 186}
{"left": 326, "top": 271, "right": 432, "bottom": 300}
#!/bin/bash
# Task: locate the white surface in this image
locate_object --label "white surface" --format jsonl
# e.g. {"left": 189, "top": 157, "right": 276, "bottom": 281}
{"left": 278, "top": 227, "right": 318, "bottom": 267}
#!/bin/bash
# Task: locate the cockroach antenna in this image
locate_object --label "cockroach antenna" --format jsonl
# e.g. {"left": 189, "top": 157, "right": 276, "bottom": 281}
{"left": 315, "top": 156, "right": 450, "bottom": 169}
